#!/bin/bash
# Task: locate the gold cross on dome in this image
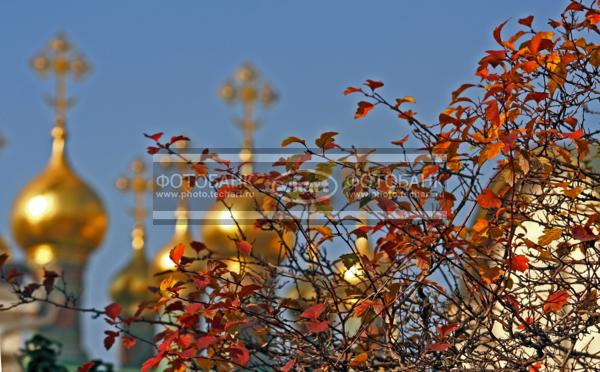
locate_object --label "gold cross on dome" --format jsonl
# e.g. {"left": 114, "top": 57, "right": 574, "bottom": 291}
{"left": 31, "top": 33, "right": 91, "bottom": 129}
{"left": 116, "top": 159, "right": 154, "bottom": 232}
{"left": 218, "top": 62, "right": 278, "bottom": 173}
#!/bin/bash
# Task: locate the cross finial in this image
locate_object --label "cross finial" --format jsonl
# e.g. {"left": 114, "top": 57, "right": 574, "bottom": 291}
{"left": 218, "top": 62, "right": 278, "bottom": 174}
{"left": 31, "top": 33, "right": 91, "bottom": 163}
{"left": 116, "top": 159, "right": 154, "bottom": 250}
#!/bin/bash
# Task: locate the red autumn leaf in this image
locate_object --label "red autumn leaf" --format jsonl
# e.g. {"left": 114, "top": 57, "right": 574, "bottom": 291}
{"left": 146, "top": 146, "right": 160, "bottom": 155}
{"left": 170, "top": 135, "right": 190, "bottom": 144}
{"left": 485, "top": 100, "right": 500, "bottom": 127}
{"left": 228, "top": 345, "right": 250, "bottom": 366}
{"left": 355, "top": 101, "right": 375, "bottom": 119}
{"left": 343, "top": 87, "right": 362, "bottom": 95}
{"left": 544, "top": 290, "right": 570, "bottom": 313}
{"left": 354, "top": 300, "right": 375, "bottom": 317}
{"left": 197, "top": 335, "right": 217, "bottom": 349}
{"left": 144, "top": 132, "right": 164, "bottom": 142}
{"left": 563, "top": 117, "right": 578, "bottom": 127}
{"left": 565, "top": 2, "right": 584, "bottom": 11}
{"left": 391, "top": 135, "right": 409, "bottom": 146}
{"left": 493, "top": 19, "right": 509, "bottom": 46}
{"left": 364, "top": 79, "right": 384, "bottom": 90}
{"left": 300, "top": 303, "right": 326, "bottom": 320}
{"left": 477, "top": 188, "right": 502, "bottom": 209}
{"left": 587, "top": 10, "right": 600, "bottom": 24}
{"left": 429, "top": 342, "right": 451, "bottom": 352}
{"left": 105, "top": 303, "right": 122, "bottom": 320}
{"left": 170, "top": 243, "right": 185, "bottom": 265}
{"left": 377, "top": 197, "right": 396, "bottom": 214}
{"left": 436, "top": 323, "right": 459, "bottom": 339}
{"left": 507, "top": 255, "right": 529, "bottom": 272}
{"left": 518, "top": 15, "right": 534, "bottom": 27}
{"left": 282, "top": 359, "right": 296, "bottom": 372}
{"left": 122, "top": 336, "right": 137, "bottom": 350}
{"left": 103, "top": 331, "right": 118, "bottom": 350}
{"left": 572, "top": 225, "right": 597, "bottom": 241}
{"left": 305, "top": 320, "right": 329, "bottom": 333}
{"left": 141, "top": 353, "right": 163, "bottom": 372}
{"left": 236, "top": 240, "right": 253, "bottom": 255}
{"left": 563, "top": 129, "right": 584, "bottom": 140}
{"left": 78, "top": 361, "right": 96, "bottom": 372}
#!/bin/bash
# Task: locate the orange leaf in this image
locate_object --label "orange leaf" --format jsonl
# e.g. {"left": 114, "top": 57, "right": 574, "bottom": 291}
{"left": 518, "top": 15, "right": 534, "bottom": 27}
{"left": 391, "top": 135, "right": 409, "bottom": 146}
{"left": 236, "top": 240, "right": 253, "bottom": 255}
{"left": 170, "top": 243, "right": 185, "bottom": 265}
{"left": 587, "top": 10, "right": 600, "bottom": 24}
{"left": 364, "top": 79, "right": 384, "bottom": 90}
{"left": 483, "top": 142, "right": 504, "bottom": 161}
{"left": 473, "top": 218, "right": 489, "bottom": 233}
{"left": 507, "top": 255, "right": 529, "bottom": 272}
{"left": 563, "top": 129, "right": 584, "bottom": 140}
{"left": 281, "top": 136, "right": 306, "bottom": 147}
{"left": 350, "top": 352, "right": 369, "bottom": 366}
{"left": 493, "top": 19, "right": 509, "bottom": 46}
{"left": 480, "top": 266, "right": 504, "bottom": 284}
{"left": 355, "top": 101, "right": 375, "bottom": 119}
{"left": 421, "top": 164, "right": 439, "bottom": 181}
{"left": 354, "top": 300, "right": 375, "bottom": 317}
{"left": 343, "top": 87, "right": 362, "bottom": 95}
{"left": 521, "top": 60, "right": 538, "bottom": 73}
{"left": 544, "top": 290, "right": 569, "bottom": 313}
{"left": 477, "top": 188, "right": 502, "bottom": 209}
{"left": 538, "top": 227, "right": 562, "bottom": 246}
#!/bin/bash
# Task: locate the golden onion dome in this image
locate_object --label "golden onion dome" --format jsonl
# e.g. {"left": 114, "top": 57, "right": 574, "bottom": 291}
{"left": 110, "top": 226, "right": 152, "bottom": 316}
{"left": 285, "top": 279, "right": 318, "bottom": 302}
{"left": 201, "top": 194, "right": 293, "bottom": 265}
{"left": 152, "top": 203, "right": 194, "bottom": 275}
{"left": 10, "top": 127, "right": 108, "bottom": 267}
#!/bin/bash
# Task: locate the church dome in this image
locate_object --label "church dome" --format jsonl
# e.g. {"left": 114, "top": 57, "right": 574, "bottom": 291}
{"left": 10, "top": 127, "right": 108, "bottom": 267}
{"left": 152, "top": 204, "right": 194, "bottom": 275}
{"left": 201, "top": 194, "right": 293, "bottom": 265}
{"left": 110, "top": 227, "right": 152, "bottom": 316}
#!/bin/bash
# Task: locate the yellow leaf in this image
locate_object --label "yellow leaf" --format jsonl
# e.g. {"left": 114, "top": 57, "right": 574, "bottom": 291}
{"left": 537, "top": 227, "right": 562, "bottom": 246}
{"left": 396, "top": 96, "right": 416, "bottom": 106}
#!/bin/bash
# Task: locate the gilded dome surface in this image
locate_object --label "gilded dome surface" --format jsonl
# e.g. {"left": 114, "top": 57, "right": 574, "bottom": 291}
{"left": 11, "top": 140, "right": 107, "bottom": 266}
{"left": 201, "top": 194, "right": 293, "bottom": 265}
{"left": 152, "top": 205, "right": 194, "bottom": 275}
{"left": 110, "top": 247, "right": 152, "bottom": 316}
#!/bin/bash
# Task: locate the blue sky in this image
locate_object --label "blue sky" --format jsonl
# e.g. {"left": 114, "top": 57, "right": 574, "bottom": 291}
{"left": 0, "top": 0, "right": 566, "bottom": 364}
